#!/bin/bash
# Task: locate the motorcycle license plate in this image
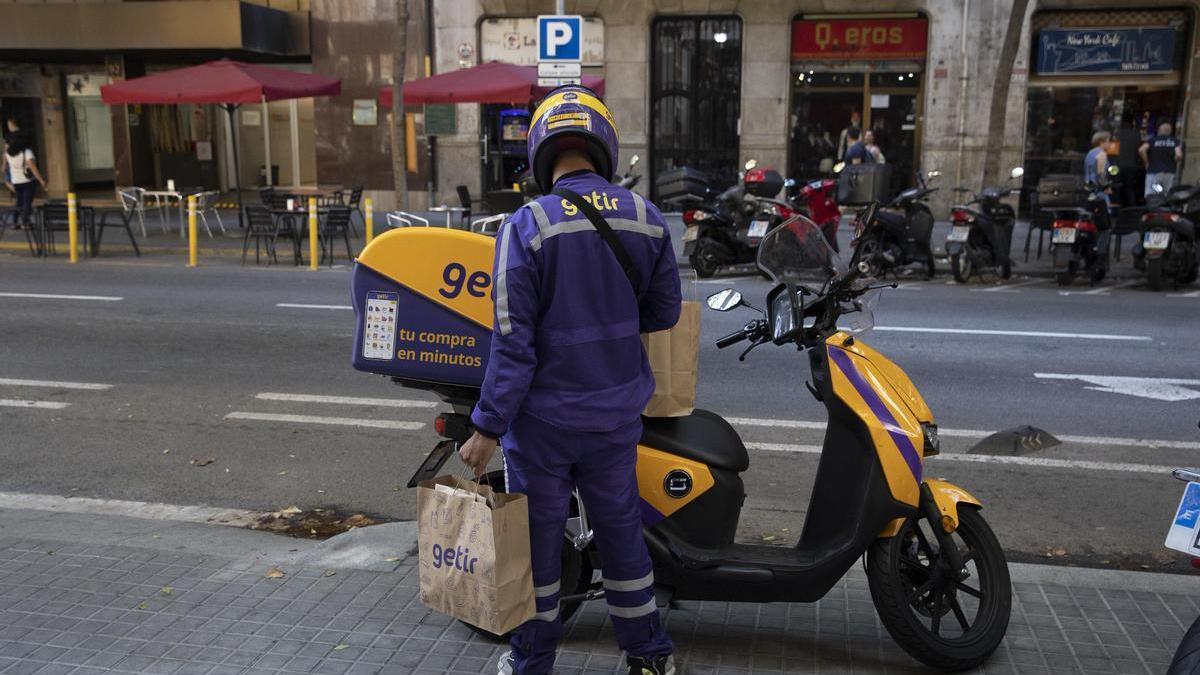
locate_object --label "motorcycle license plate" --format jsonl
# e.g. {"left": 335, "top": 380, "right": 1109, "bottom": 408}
{"left": 682, "top": 226, "right": 699, "bottom": 243}
{"left": 1052, "top": 228, "right": 1077, "bottom": 245}
{"left": 1144, "top": 231, "right": 1171, "bottom": 251}
{"left": 947, "top": 226, "right": 971, "bottom": 243}
{"left": 1166, "top": 482, "right": 1200, "bottom": 556}
{"left": 747, "top": 220, "right": 770, "bottom": 239}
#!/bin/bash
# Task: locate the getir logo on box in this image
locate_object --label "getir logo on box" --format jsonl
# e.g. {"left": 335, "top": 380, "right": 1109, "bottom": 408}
{"left": 432, "top": 543, "right": 479, "bottom": 574}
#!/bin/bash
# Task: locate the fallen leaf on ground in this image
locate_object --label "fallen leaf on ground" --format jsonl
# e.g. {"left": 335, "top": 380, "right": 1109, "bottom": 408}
{"left": 160, "top": 587, "right": 172, "bottom": 595}
{"left": 136, "top": 602, "right": 147, "bottom": 610}
{"left": 322, "top": 569, "right": 336, "bottom": 577}
{"left": 761, "top": 535, "right": 776, "bottom": 542}
{"left": 278, "top": 471, "right": 288, "bottom": 476}
{"left": 265, "top": 567, "right": 285, "bottom": 579}
{"left": 332, "top": 644, "right": 348, "bottom": 652}
{"left": 190, "top": 458, "right": 215, "bottom": 467}
{"left": 280, "top": 506, "right": 303, "bottom": 516}
{"left": 162, "top": 449, "right": 170, "bottom": 454}
{"left": 384, "top": 557, "right": 401, "bottom": 563}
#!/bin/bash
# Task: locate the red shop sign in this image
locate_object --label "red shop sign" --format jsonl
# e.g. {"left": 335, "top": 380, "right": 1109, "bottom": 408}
{"left": 792, "top": 18, "right": 928, "bottom": 60}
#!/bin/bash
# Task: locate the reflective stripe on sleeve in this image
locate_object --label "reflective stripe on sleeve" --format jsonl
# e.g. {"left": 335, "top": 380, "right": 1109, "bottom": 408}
{"left": 494, "top": 220, "right": 514, "bottom": 336}
{"left": 534, "top": 580, "right": 561, "bottom": 598}
{"left": 607, "top": 597, "right": 658, "bottom": 619}
{"left": 601, "top": 571, "right": 654, "bottom": 593}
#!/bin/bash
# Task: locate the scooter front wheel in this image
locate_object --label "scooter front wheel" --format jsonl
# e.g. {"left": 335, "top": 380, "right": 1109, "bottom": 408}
{"left": 867, "top": 507, "right": 1011, "bottom": 672}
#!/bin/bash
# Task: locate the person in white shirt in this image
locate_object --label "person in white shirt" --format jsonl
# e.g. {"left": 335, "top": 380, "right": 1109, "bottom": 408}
{"left": 3, "top": 118, "right": 47, "bottom": 230}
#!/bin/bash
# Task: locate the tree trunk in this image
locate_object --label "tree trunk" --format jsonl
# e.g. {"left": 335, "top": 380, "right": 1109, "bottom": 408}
{"left": 981, "top": 0, "right": 1033, "bottom": 187}
{"left": 391, "top": 0, "right": 410, "bottom": 209}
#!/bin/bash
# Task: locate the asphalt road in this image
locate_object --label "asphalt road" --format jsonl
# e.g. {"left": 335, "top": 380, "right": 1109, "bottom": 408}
{"left": 2, "top": 255, "right": 1198, "bottom": 572}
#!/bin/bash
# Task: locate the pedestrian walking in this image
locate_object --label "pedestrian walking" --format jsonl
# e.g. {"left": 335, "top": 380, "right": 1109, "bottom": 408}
{"left": 3, "top": 119, "right": 47, "bottom": 231}
{"left": 1140, "top": 121, "right": 1184, "bottom": 196}
{"left": 1115, "top": 113, "right": 1144, "bottom": 207}
{"left": 863, "top": 129, "right": 886, "bottom": 164}
{"left": 457, "top": 84, "right": 680, "bottom": 675}
{"left": 843, "top": 126, "right": 874, "bottom": 166}
{"left": 836, "top": 110, "right": 862, "bottom": 162}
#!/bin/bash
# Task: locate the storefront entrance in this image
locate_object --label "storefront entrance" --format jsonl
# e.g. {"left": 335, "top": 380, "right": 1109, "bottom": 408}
{"left": 788, "top": 16, "right": 927, "bottom": 196}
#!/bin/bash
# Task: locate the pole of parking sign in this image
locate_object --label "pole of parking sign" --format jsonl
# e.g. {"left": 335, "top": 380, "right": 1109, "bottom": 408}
{"left": 67, "top": 193, "right": 78, "bottom": 264}
{"left": 556, "top": 0, "right": 564, "bottom": 13}
{"left": 187, "top": 195, "right": 198, "bottom": 268}
{"left": 308, "top": 197, "right": 319, "bottom": 271}
{"left": 364, "top": 197, "right": 374, "bottom": 244}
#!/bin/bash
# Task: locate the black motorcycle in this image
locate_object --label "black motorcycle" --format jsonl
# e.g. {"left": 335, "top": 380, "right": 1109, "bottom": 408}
{"left": 852, "top": 169, "right": 940, "bottom": 278}
{"left": 1046, "top": 168, "right": 1118, "bottom": 286}
{"left": 1133, "top": 183, "right": 1199, "bottom": 290}
{"left": 946, "top": 167, "right": 1025, "bottom": 282}
{"left": 674, "top": 160, "right": 790, "bottom": 278}
{"left": 616, "top": 154, "right": 642, "bottom": 190}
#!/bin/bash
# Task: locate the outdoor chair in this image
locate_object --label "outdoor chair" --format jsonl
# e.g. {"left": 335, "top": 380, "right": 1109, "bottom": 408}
{"left": 242, "top": 205, "right": 285, "bottom": 265}
{"left": 456, "top": 185, "right": 473, "bottom": 226}
{"left": 319, "top": 206, "right": 355, "bottom": 267}
{"left": 38, "top": 201, "right": 93, "bottom": 258}
{"left": 117, "top": 187, "right": 149, "bottom": 237}
{"left": 93, "top": 202, "right": 142, "bottom": 257}
{"left": 344, "top": 186, "right": 364, "bottom": 236}
{"left": 193, "top": 191, "right": 226, "bottom": 237}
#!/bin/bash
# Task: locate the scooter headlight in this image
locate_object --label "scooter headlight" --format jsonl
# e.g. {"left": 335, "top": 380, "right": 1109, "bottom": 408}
{"left": 921, "top": 423, "right": 940, "bottom": 457}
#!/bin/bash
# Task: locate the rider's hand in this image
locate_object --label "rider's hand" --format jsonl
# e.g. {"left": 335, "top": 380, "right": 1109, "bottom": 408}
{"left": 459, "top": 431, "right": 497, "bottom": 478}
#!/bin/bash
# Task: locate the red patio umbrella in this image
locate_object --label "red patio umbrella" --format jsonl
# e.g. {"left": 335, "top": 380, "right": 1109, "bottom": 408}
{"left": 101, "top": 60, "right": 342, "bottom": 226}
{"left": 378, "top": 60, "right": 605, "bottom": 106}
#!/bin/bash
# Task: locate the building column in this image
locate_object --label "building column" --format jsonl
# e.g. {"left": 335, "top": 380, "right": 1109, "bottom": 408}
{"left": 106, "top": 54, "right": 135, "bottom": 189}
{"left": 38, "top": 73, "right": 70, "bottom": 198}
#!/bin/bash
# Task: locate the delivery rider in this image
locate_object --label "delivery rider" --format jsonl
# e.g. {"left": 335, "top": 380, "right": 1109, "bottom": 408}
{"left": 458, "top": 85, "right": 681, "bottom": 675}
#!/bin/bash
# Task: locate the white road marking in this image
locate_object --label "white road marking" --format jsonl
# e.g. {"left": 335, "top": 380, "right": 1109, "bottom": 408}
{"left": 0, "top": 292, "right": 123, "bottom": 302}
{"left": 695, "top": 275, "right": 759, "bottom": 284}
{"left": 729, "top": 416, "right": 1200, "bottom": 450}
{"left": 972, "top": 279, "right": 1045, "bottom": 293}
{"left": 275, "top": 303, "right": 353, "bottom": 310}
{"left": 1035, "top": 373, "right": 1200, "bottom": 402}
{"left": 0, "top": 399, "right": 70, "bottom": 410}
{"left": 1168, "top": 290, "right": 1200, "bottom": 298}
{"left": 872, "top": 326, "right": 1151, "bottom": 341}
{"left": 256, "top": 392, "right": 437, "bottom": 408}
{"left": 747, "top": 442, "right": 1171, "bottom": 474}
{"left": 0, "top": 491, "right": 264, "bottom": 527}
{"left": 0, "top": 378, "right": 113, "bottom": 390}
{"left": 1063, "top": 280, "right": 1140, "bottom": 296}
{"left": 225, "top": 412, "right": 424, "bottom": 430}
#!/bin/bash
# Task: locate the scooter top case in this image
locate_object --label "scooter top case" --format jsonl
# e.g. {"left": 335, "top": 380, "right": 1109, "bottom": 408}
{"left": 351, "top": 228, "right": 495, "bottom": 394}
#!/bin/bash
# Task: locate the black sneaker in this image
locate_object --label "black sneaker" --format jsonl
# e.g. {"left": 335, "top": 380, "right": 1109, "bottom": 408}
{"left": 627, "top": 654, "right": 676, "bottom": 675}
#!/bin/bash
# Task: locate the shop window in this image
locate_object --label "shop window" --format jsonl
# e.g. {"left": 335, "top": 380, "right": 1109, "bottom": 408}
{"left": 650, "top": 15, "right": 742, "bottom": 201}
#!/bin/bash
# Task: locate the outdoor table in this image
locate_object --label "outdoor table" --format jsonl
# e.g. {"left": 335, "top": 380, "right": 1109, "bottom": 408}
{"left": 271, "top": 206, "right": 336, "bottom": 265}
{"left": 279, "top": 185, "right": 344, "bottom": 207}
{"left": 428, "top": 205, "right": 470, "bottom": 228}
{"left": 142, "top": 187, "right": 203, "bottom": 235}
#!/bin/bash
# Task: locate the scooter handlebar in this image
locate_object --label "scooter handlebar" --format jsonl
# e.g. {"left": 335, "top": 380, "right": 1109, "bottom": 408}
{"left": 716, "top": 329, "right": 750, "bottom": 349}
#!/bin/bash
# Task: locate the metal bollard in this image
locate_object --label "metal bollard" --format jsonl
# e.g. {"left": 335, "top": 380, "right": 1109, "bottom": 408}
{"left": 308, "top": 196, "right": 319, "bottom": 271}
{"left": 364, "top": 197, "right": 374, "bottom": 244}
{"left": 67, "top": 193, "right": 78, "bottom": 264}
{"left": 187, "top": 195, "right": 198, "bottom": 267}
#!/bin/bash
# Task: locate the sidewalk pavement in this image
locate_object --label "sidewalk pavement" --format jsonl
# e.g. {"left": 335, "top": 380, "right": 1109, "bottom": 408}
{"left": 0, "top": 506, "right": 1194, "bottom": 675}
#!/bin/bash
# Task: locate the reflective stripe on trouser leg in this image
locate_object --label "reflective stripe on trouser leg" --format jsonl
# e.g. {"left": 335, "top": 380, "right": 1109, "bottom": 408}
{"left": 503, "top": 418, "right": 572, "bottom": 675}
{"left": 574, "top": 419, "right": 675, "bottom": 660}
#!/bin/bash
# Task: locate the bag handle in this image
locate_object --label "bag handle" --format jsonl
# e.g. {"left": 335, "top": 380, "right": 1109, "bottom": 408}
{"left": 551, "top": 187, "right": 642, "bottom": 298}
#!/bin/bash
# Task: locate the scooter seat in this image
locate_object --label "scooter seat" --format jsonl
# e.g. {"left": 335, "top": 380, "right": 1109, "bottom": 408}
{"left": 641, "top": 409, "right": 750, "bottom": 472}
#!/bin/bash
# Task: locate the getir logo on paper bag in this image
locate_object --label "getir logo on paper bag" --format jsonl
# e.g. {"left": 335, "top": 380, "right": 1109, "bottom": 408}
{"left": 432, "top": 543, "right": 479, "bottom": 574}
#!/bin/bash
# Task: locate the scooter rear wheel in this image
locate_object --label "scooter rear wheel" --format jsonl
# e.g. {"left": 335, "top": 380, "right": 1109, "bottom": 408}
{"left": 867, "top": 507, "right": 1011, "bottom": 672}
{"left": 950, "top": 253, "right": 972, "bottom": 283}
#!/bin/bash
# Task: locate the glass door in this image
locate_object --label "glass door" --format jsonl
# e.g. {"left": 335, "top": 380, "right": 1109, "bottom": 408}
{"left": 789, "top": 72, "right": 865, "bottom": 181}
{"left": 867, "top": 72, "right": 922, "bottom": 196}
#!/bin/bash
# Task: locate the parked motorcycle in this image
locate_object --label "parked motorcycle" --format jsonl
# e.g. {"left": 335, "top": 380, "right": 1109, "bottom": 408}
{"left": 1046, "top": 166, "right": 1118, "bottom": 286}
{"left": 1164, "top": 467, "right": 1200, "bottom": 674}
{"left": 678, "top": 160, "right": 793, "bottom": 278}
{"left": 407, "top": 208, "right": 1012, "bottom": 671}
{"left": 787, "top": 175, "right": 842, "bottom": 252}
{"left": 946, "top": 167, "right": 1025, "bottom": 282}
{"left": 616, "top": 154, "right": 642, "bottom": 190}
{"left": 1133, "top": 183, "right": 1199, "bottom": 291}
{"left": 845, "top": 165, "right": 940, "bottom": 278}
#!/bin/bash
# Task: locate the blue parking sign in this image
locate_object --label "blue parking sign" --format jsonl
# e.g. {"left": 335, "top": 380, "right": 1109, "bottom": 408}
{"left": 538, "top": 15, "right": 582, "bottom": 62}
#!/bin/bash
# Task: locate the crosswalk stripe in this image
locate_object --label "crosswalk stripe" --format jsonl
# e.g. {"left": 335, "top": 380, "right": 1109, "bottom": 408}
{"left": 0, "top": 378, "right": 113, "bottom": 390}
{"left": 746, "top": 442, "right": 1170, "bottom": 474}
{"left": 225, "top": 412, "right": 424, "bottom": 430}
{"left": 255, "top": 393, "right": 437, "bottom": 408}
{"left": 0, "top": 399, "right": 70, "bottom": 410}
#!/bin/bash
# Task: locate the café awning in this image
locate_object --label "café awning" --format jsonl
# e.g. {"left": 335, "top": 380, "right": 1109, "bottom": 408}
{"left": 379, "top": 61, "right": 605, "bottom": 106}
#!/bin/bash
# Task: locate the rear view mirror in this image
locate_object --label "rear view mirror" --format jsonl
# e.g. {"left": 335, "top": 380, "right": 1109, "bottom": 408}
{"left": 1107, "top": 165, "right": 1120, "bottom": 177}
{"left": 1153, "top": 183, "right": 1165, "bottom": 194}
{"left": 832, "top": 161, "right": 846, "bottom": 174}
{"left": 1010, "top": 166, "right": 1025, "bottom": 180}
{"left": 629, "top": 154, "right": 640, "bottom": 168}
{"left": 784, "top": 178, "right": 796, "bottom": 187}
{"left": 706, "top": 289, "right": 743, "bottom": 312}
{"left": 744, "top": 159, "right": 758, "bottom": 171}
{"left": 926, "top": 170, "right": 942, "bottom": 180}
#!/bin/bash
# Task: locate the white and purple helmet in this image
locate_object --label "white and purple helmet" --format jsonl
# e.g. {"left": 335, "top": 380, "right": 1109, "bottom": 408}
{"left": 527, "top": 84, "right": 619, "bottom": 193}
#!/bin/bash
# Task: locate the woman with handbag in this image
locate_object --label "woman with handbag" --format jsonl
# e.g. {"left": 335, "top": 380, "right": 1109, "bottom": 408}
{"left": 3, "top": 120, "right": 47, "bottom": 231}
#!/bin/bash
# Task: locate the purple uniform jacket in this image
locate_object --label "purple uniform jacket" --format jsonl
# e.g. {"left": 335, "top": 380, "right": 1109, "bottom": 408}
{"left": 470, "top": 171, "right": 682, "bottom": 437}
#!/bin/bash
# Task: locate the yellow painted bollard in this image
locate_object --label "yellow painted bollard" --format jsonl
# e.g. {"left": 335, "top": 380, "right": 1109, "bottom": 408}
{"left": 308, "top": 196, "right": 319, "bottom": 271}
{"left": 187, "top": 195, "right": 198, "bottom": 268}
{"left": 67, "top": 193, "right": 78, "bottom": 264}
{"left": 364, "top": 197, "right": 374, "bottom": 245}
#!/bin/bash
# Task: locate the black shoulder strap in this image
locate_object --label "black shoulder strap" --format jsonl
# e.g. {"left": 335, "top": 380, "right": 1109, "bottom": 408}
{"left": 551, "top": 186, "right": 643, "bottom": 296}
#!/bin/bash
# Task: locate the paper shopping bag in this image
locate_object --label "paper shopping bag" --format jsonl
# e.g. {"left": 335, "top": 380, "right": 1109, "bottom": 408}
{"left": 416, "top": 475, "right": 535, "bottom": 634}
{"left": 641, "top": 300, "right": 701, "bottom": 418}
